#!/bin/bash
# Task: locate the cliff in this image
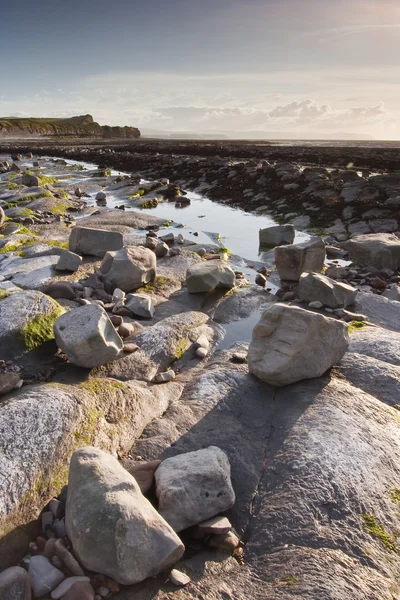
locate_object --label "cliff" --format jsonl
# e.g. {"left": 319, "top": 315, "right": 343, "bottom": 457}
{"left": 0, "top": 114, "right": 140, "bottom": 139}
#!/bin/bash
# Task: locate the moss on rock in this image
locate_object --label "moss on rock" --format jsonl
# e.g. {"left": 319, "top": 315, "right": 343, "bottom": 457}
{"left": 20, "top": 306, "right": 65, "bottom": 351}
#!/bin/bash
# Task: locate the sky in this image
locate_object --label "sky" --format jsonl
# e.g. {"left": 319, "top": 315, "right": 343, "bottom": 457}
{"left": 1, "top": 0, "right": 400, "bottom": 139}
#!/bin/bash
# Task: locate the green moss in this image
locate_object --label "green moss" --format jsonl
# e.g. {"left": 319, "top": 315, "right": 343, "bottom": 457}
{"left": 0, "top": 237, "right": 37, "bottom": 254}
{"left": 390, "top": 488, "right": 400, "bottom": 505}
{"left": 51, "top": 201, "right": 70, "bottom": 215}
{"left": 348, "top": 321, "right": 366, "bottom": 334}
{"left": 47, "top": 239, "right": 69, "bottom": 249}
{"left": 58, "top": 192, "right": 69, "bottom": 199}
{"left": 7, "top": 182, "right": 18, "bottom": 190}
{"left": 280, "top": 576, "right": 298, "bottom": 585}
{"left": 17, "top": 226, "right": 36, "bottom": 235}
{"left": 162, "top": 220, "right": 173, "bottom": 227}
{"left": 16, "top": 191, "right": 53, "bottom": 203}
{"left": 80, "top": 379, "right": 125, "bottom": 395}
{"left": 140, "top": 275, "right": 172, "bottom": 295}
{"left": 362, "top": 514, "right": 397, "bottom": 552}
{"left": 0, "top": 290, "right": 10, "bottom": 300}
{"left": 129, "top": 187, "right": 146, "bottom": 199}
{"left": 37, "top": 175, "right": 59, "bottom": 186}
{"left": 173, "top": 337, "right": 189, "bottom": 361}
{"left": 140, "top": 199, "right": 158, "bottom": 209}
{"left": 18, "top": 208, "right": 34, "bottom": 216}
{"left": 20, "top": 307, "right": 65, "bottom": 351}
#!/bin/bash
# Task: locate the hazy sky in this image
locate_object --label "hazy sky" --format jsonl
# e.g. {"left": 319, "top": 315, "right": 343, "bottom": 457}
{"left": 1, "top": 0, "right": 400, "bottom": 138}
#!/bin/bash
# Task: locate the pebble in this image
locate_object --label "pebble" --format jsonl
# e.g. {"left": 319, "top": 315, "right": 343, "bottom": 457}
{"left": 110, "top": 315, "right": 123, "bottom": 327}
{"left": 49, "top": 498, "right": 64, "bottom": 519}
{"left": 197, "top": 515, "right": 232, "bottom": 535}
{"left": 123, "top": 343, "right": 139, "bottom": 353}
{"left": 96, "top": 586, "right": 110, "bottom": 597}
{"left": 208, "top": 531, "right": 240, "bottom": 552}
{"left": 231, "top": 352, "right": 247, "bottom": 363}
{"left": 177, "top": 233, "right": 185, "bottom": 244}
{"left": 118, "top": 322, "right": 135, "bottom": 338}
{"left": 255, "top": 273, "right": 267, "bottom": 287}
{"left": 197, "top": 248, "right": 206, "bottom": 256}
{"left": 196, "top": 347, "right": 208, "bottom": 359}
{"left": 51, "top": 576, "right": 91, "bottom": 599}
{"left": 154, "top": 369, "right": 176, "bottom": 383}
{"left": 169, "top": 569, "right": 191, "bottom": 586}
{"left": 41, "top": 510, "right": 54, "bottom": 532}
{"left": 308, "top": 301, "right": 323, "bottom": 309}
{"left": 29, "top": 555, "right": 65, "bottom": 598}
{"left": 63, "top": 582, "right": 95, "bottom": 600}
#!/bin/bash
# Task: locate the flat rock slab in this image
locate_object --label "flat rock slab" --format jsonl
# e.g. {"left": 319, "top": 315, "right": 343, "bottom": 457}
{"left": 354, "top": 292, "right": 400, "bottom": 332}
{"left": 69, "top": 226, "right": 123, "bottom": 257}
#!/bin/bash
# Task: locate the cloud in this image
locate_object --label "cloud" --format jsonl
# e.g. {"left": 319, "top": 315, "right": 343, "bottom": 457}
{"left": 269, "top": 100, "right": 330, "bottom": 118}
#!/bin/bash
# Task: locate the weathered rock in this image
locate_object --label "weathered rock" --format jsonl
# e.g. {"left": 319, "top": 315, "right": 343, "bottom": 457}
{"left": 54, "top": 304, "right": 123, "bottom": 368}
{"left": 169, "top": 569, "right": 190, "bottom": 586}
{"left": 259, "top": 224, "right": 295, "bottom": 247}
{"left": 155, "top": 446, "right": 235, "bottom": 532}
{"left": 346, "top": 233, "right": 400, "bottom": 269}
{"left": 125, "top": 293, "right": 155, "bottom": 319}
{"left": 121, "top": 459, "right": 161, "bottom": 494}
{"left": 299, "top": 272, "right": 357, "bottom": 308}
{"left": 0, "top": 290, "right": 64, "bottom": 361}
{"left": 55, "top": 251, "right": 82, "bottom": 273}
{"left": 66, "top": 447, "right": 185, "bottom": 584}
{"left": 51, "top": 577, "right": 90, "bottom": 599}
{"left": 0, "top": 566, "right": 31, "bottom": 600}
{"left": 0, "top": 372, "right": 21, "bottom": 396}
{"left": 28, "top": 555, "right": 65, "bottom": 598}
{"left": 208, "top": 531, "right": 240, "bottom": 552}
{"left": 248, "top": 303, "right": 349, "bottom": 386}
{"left": 69, "top": 227, "right": 123, "bottom": 257}
{"left": 383, "top": 285, "right": 400, "bottom": 301}
{"left": 197, "top": 516, "right": 232, "bottom": 535}
{"left": 155, "top": 242, "right": 169, "bottom": 258}
{"left": 275, "top": 236, "right": 326, "bottom": 281}
{"left": 186, "top": 263, "right": 235, "bottom": 293}
{"left": 45, "top": 281, "right": 76, "bottom": 300}
{"left": 22, "top": 173, "right": 39, "bottom": 187}
{"left": 103, "top": 247, "right": 156, "bottom": 293}
{"left": 354, "top": 292, "right": 400, "bottom": 332}
{"left": 118, "top": 322, "right": 135, "bottom": 338}
{"left": 62, "top": 582, "right": 95, "bottom": 600}
{"left": 154, "top": 369, "right": 176, "bottom": 383}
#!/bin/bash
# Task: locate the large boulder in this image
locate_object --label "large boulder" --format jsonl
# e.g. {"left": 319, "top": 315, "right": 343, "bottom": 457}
{"left": 248, "top": 303, "right": 349, "bottom": 386}
{"left": 155, "top": 446, "right": 235, "bottom": 532}
{"left": 54, "top": 304, "right": 123, "bottom": 368}
{"left": 0, "top": 290, "right": 64, "bottom": 361}
{"left": 69, "top": 227, "right": 123, "bottom": 257}
{"left": 103, "top": 247, "right": 156, "bottom": 293}
{"left": 346, "top": 233, "right": 400, "bottom": 269}
{"left": 66, "top": 447, "right": 184, "bottom": 584}
{"left": 259, "top": 224, "right": 295, "bottom": 247}
{"left": 275, "top": 236, "right": 326, "bottom": 281}
{"left": 299, "top": 272, "right": 357, "bottom": 308}
{"left": 186, "top": 262, "right": 235, "bottom": 293}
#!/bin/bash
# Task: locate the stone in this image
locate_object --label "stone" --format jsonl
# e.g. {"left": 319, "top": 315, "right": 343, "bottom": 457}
{"left": 197, "top": 516, "right": 232, "bottom": 535}
{"left": 196, "top": 347, "right": 208, "bottom": 359}
{"left": 169, "top": 569, "right": 190, "bottom": 586}
{"left": 299, "top": 272, "right": 357, "bottom": 308}
{"left": 259, "top": 224, "right": 295, "bottom": 247}
{"left": 275, "top": 236, "right": 326, "bottom": 281}
{"left": 195, "top": 333, "right": 210, "bottom": 350}
{"left": 123, "top": 343, "right": 138, "bottom": 353}
{"left": 51, "top": 577, "right": 90, "bottom": 599}
{"left": 99, "top": 251, "right": 116, "bottom": 274}
{"left": 155, "top": 242, "right": 169, "bottom": 258}
{"left": 0, "top": 566, "right": 31, "bottom": 600}
{"left": 118, "top": 322, "right": 135, "bottom": 338}
{"left": 95, "top": 192, "right": 107, "bottom": 201}
{"left": 54, "top": 304, "right": 123, "bottom": 368}
{"left": 0, "top": 372, "right": 21, "bottom": 396}
{"left": 122, "top": 459, "right": 161, "bottom": 494}
{"left": 62, "top": 582, "right": 95, "bottom": 600}
{"left": 125, "top": 293, "right": 155, "bottom": 319}
{"left": 208, "top": 531, "right": 240, "bottom": 552}
{"left": 55, "top": 251, "right": 82, "bottom": 273}
{"left": 154, "top": 369, "right": 176, "bottom": 383}
{"left": 0, "top": 207, "right": 5, "bottom": 228}
{"left": 255, "top": 273, "right": 267, "bottom": 287}
{"left": 186, "top": 263, "right": 235, "bottom": 293}
{"left": 145, "top": 236, "right": 158, "bottom": 251}
{"left": 160, "top": 233, "right": 175, "bottom": 244}
{"left": 96, "top": 587, "right": 109, "bottom": 598}
{"left": 177, "top": 234, "right": 184, "bottom": 244}
{"left": 383, "top": 285, "right": 400, "bottom": 301}
{"left": 346, "top": 233, "right": 400, "bottom": 270}
{"left": 112, "top": 288, "right": 125, "bottom": 302}
{"left": 248, "top": 303, "right": 349, "bottom": 386}
{"left": 28, "top": 555, "right": 65, "bottom": 598}
{"left": 308, "top": 301, "right": 323, "bottom": 309}
{"left": 66, "top": 447, "right": 185, "bottom": 584}
{"left": 44, "top": 281, "right": 76, "bottom": 300}
{"left": 69, "top": 227, "right": 123, "bottom": 257}
{"left": 103, "top": 247, "right": 156, "bottom": 293}
{"left": 155, "top": 446, "right": 235, "bottom": 532}
{"left": 22, "top": 173, "right": 39, "bottom": 187}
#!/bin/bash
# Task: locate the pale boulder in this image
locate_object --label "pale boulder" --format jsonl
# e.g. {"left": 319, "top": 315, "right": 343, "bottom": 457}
{"left": 346, "top": 233, "right": 400, "bottom": 270}
{"left": 54, "top": 304, "right": 123, "bottom": 368}
{"left": 66, "top": 447, "right": 184, "bottom": 585}
{"left": 155, "top": 446, "right": 235, "bottom": 532}
{"left": 69, "top": 227, "right": 123, "bottom": 257}
{"left": 125, "top": 293, "right": 155, "bottom": 319}
{"left": 299, "top": 272, "right": 357, "bottom": 308}
{"left": 259, "top": 224, "right": 295, "bottom": 247}
{"left": 248, "top": 303, "right": 349, "bottom": 386}
{"left": 186, "top": 263, "right": 235, "bottom": 293}
{"left": 103, "top": 247, "right": 156, "bottom": 293}
{"left": 275, "top": 236, "right": 326, "bottom": 281}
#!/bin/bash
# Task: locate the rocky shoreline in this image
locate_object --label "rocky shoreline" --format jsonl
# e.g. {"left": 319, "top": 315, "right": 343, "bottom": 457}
{"left": 0, "top": 146, "right": 400, "bottom": 599}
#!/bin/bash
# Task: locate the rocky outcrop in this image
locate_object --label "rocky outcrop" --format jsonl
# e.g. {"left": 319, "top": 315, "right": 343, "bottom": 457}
{"left": 66, "top": 447, "right": 184, "bottom": 584}
{"left": 0, "top": 115, "right": 140, "bottom": 139}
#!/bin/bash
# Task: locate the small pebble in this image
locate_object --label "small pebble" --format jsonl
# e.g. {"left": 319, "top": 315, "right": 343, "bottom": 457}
{"left": 169, "top": 569, "right": 191, "bottom": 586}
{"left": 123, "top": 343, "right": 139, "bottom": 353}
{"left": 231, "top": 352, "right": 247, "bottom": 364}
{"left": 308, "top": 301, "right": 323, "bottom": 309}
{"left": 154, "top": 369, "right": 176, "bottom": 383}
{"left": 196, "top": 347, "right": 208, "bottom": 359}
{"left": 96, "top": 586, "right": 110, "bottom": 598}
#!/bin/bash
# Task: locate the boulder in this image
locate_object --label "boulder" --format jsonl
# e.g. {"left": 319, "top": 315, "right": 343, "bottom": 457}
{"left": 299, "top": 272, "right": 357, "bottom": 308}
{"left": 125, "top": 293, "right": 155, "bottom": 318}
{"left": 155, "top": 446, "right": 235, "bottom": 532}
{"left": 259, "top": 224, "right": 295, "bottom": 247}
{"left": 0, "top": 566, "right": 31, "bottom": 600}
{"left": 28, "top": 555, "right": 65, "bottom": 598}
{"left": 54, "top": 304, "right": 123, "bottom": 368}
{"left": 248, "top": 303, "right": 349, "bottom": 386}
{"left": 186, "top": 262, "right": 235, "bottom": 293}
{"left": 103, "top": 247, "right": 156, "bottom": 293}
{"left": 66, "top": 447, "right": 185, "bottom": 584}
{"left": 22, "top": 173, "right": 39, "bottom": 187}
{"left": 56, "top": 251, "right": 82, "bottom": 273}
{"left": 0, "top": 290, "right": 64, "bottom": 361}
{"left": 69, "top": 227, "right": 123, "bottom": 257}
{"left": 275, "top": 236, "right": 326, "bottom": 281}
{"left": 346, "top": 233, "right": 400, "bottom": 270}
